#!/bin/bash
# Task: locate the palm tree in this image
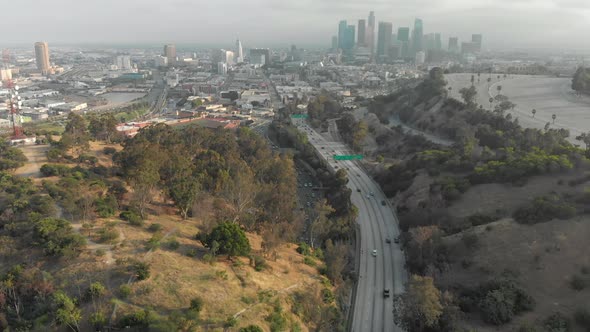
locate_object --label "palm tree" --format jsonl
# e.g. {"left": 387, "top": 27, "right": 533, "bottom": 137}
{"left": 497, "top": 75, "right": 501, "bottom": 80}
{"left": 477, "top": 72, "right": 481, "bottom": 83}
{"left": 471, "top": 75, "right": 475, "bottom": 86}
{"left": 532, "top": 109, "right": 537, "bottom": 118}
{"left": 496, "top": 85, "right": 502, "bottom": 96}
{"left": 489, "top": 97, "right": 494, "bottom": 110}
{"left": 552, "top": 114, "right": 556, "bottom": 124}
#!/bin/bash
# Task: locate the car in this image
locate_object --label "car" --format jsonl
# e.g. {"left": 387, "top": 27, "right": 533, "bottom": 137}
{"left": 394, "top": 237, "right": 400, "bottom": 244}
{"left": 383, "top": 289, "right": 390, "bottom": 297}
{"left": 356, "top": 188, "right": 361, "bottom": 192}
{"left": 357, "top": 173, "right": 361, "bottom": 177}
{"left": 335, "top": 166, "right": 339, "bottom": 169}
{"left": 370, "top": 192, "right": 374, "bottom": 196}
{"left": 372, "top": 249, "right": 377, "bottom": 257}
{"left": 381, "top": 200, "right": 386, "bottom": 206}
{"left": 385, "top": 238, "right": 391, "bottom": 244}
{"left": 321, "top": 146, "right": 324, "bottom": 149}
{"left": 366, "top": 195, "right": 370, "bottom": 199}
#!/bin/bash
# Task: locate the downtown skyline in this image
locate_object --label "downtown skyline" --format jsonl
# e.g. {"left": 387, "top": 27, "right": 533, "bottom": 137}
{"left": 1, "top": 0, "right": 589, "bottom": 51}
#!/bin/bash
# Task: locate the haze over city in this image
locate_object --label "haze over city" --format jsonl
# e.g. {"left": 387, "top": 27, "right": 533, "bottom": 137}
{"left": 1, "top": 0, "right": 590, "bottom": 50}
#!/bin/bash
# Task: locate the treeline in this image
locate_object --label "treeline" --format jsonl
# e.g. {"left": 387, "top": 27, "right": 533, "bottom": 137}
{"left": 0, "top": 141, "right": 27, "bottom": 171}
{"left": 336, "top": 114, "right": 368, "bottom": 152}
{"left": 572, "top": 66, "right": 590, "bottom": 95}
{"left": 306, "top": 93, "right": 344, "bottom": 130}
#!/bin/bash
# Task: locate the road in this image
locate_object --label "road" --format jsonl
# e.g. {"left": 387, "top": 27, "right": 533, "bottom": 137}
{"left": 293, "top": 119, "right": 407, "bottom": 332}
{"left": 446, "top": 73, "right": 590, "bottom": 144}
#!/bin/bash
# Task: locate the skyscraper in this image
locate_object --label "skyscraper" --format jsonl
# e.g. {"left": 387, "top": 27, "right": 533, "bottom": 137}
{"left": 358, "top": 19, "right": 366, "bottom": 46}
{"left": 346, "top": 25, "right": 355, "bottom": 50}
{"left": 397, "top": 27, "right": 410, "bottom": 59}
{"left": 472, "top": 34, "right": 483, "bottom": 52}
{"left": 331, "top": 36, "right": 338, "bottom": 50}
{"left": 235, "top": 39, "right": 244, "bottom": 63}
{"left": 164, "top": 44, "right": 176, "bottom": 64}
{"left": 376, "top": 22, "right": 393, "bottom": 60}
{"left": 435, "top": 33, "right": 442, "bottom": 50}
{"left": 34, "top": 42, "right": 50, "bottom": 75}
{"left": 367, "top": 11, "right": 375, "bottom": 56}
{"left": 116, "top": 55, "right": 132, "bottom": 71}
{"left": 338, "top": 20, "right": 348, "bottom": 50}
{"left": 448, "top": 37, "right": 459, "bottom": 53}
{"left": 412, "top": 18, "right": 424, "bottom": 56}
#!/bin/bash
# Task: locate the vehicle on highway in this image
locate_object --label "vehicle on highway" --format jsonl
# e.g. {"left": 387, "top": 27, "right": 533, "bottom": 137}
{"left": 371, "top": 249, "right": 377, "bottom": 257}
{"left": 383, "top": 289, "right": 390, "bottom": 297}
{"left": 370, "top": 192, "right": 374, "bottom": 196}
{"left": 394, "top": 237, "right": 400, "bottom": 244}
{"left": 356, "top": 188, "right": 361, "bottom": 192}
{"left": 366, "top": 195, "right": 370, "bottom": 199}
{"left": 385, "top": 238, "right": 391, "bottom": 244}
{"left": 381, "top": 200, "right": 386, "bottom": 206}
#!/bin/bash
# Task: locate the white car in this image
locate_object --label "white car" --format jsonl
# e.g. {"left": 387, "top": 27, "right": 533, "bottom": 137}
{"left": 372, "top": 249, "right": 377, "bottom": 257}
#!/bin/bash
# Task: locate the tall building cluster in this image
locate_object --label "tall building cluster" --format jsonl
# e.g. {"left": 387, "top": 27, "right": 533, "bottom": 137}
{"left": 331, "top": 12, "right": 483, "bottom": 64}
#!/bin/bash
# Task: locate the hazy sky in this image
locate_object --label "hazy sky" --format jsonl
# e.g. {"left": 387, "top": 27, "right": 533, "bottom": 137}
{"left": 2, "top": 0, "right": 589, "bottom": 51}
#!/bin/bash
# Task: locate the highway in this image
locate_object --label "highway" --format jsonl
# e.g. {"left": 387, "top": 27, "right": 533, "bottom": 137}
{"left": 293, "top": 118, "right": 407, "bottom": 332}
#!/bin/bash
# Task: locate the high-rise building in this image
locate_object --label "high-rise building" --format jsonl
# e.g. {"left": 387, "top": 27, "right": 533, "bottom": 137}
{"left": 397, "top": 27, "right": 410, "bottom": 59}
{"left": 154, "top": 55, "right": 168, "bottom": 67}
{"left": 235, "top": 39, "right": 244, "bottom": 63}
{"left": 116, "top": 55, "right": 132, "bottom": 71}
{"left": 367, "top": 11, "right": 376, "bottom": 56}
{"left": 164, "top": 44, "right": 176, "bottom": 64}
{"left": 415, "top": 51, "right": 426, "bottom": 65}
{"left": 376, "top": 22, "right": 393, "bottom": 60}
{"left": 331, "top": 36, "right": 338, "bottom": 50}
{"left": 217, "top": 62, "right": 228, "bottom": 75}
{"left": 34, "top": 42, "right": 50, "bottom": 75}
{"left": 0, "top": 69, "right": 12, "bottom": 81}
{"left": 472, "top": 34, "right": 483, "bottom": 52}
{"left": 250, "top": 48, "right": 271, "bottom": 65}
{"left": 424, "top": 33, "right": 435, "bottom": 51}
{"left": 338, "top": 20, "right": 348, "bottom": 50}
{"left": 412, "top": 18, "right": 424, "bottom": 56}
{"left": 345, "top": 25, "right": 355, "bottom": 50}
{"left": 435, "top": 33, "right": 442, "bottom": 50}
{"left": 448, "top": 37, "right": 459, "bottom": 53}
{"left": 358, "top": 19, "right": 366, "bottom": 46}
{"left": 461, "top": 42, "right": 479, "bottom": 54}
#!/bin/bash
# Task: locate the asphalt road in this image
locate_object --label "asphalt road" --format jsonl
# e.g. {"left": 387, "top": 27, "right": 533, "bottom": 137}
{"left": 294, "top": 119, "right": 407, "bottom": 332}
{"left": 446, "top": 73, "right": 590, "bottom": 144}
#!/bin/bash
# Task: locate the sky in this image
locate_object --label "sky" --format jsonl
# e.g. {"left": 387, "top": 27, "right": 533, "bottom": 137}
{"left": 1, "top": 0, "right": 589, "bottom": 51}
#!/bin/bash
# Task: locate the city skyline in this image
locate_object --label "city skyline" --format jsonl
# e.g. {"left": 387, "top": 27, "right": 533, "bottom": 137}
{"left": 1, "top": 0, "right": 590, "bottom": 51}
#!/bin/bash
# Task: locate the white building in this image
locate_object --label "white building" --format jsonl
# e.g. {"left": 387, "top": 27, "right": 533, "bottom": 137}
{"left": 415, "top": 51, "right": 426, "bottom": 65}
{"left": 235, "top": 39, "right": 244, "bottom": 63}
{"left": 217, "top": 62, "right": 228, "bottom": 75}
{"left": 154, "top": 55, "right": 168, "bottom": 67}
{"left": 116, "top": 55, "right": 132, "bottom": 71}
{"left": 0, "top": 69, "right": 12, "bottom": 81}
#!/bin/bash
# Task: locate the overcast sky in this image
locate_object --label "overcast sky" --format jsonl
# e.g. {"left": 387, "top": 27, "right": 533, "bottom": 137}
{"left": 2, "top": 0, "right": 589, "bottom": 51}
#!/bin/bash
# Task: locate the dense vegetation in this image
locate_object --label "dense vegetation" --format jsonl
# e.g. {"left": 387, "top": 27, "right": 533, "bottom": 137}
{"left": 572, "top": 66, "right": 590, "bottom": 95}
{"left": 0, "top": 141, "right": 27, "bottom": 171}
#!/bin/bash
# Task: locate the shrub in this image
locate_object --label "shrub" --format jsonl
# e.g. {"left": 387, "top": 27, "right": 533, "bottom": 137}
{"left": 103, "top": 147, "right": 117, "bottom": 155}
{"left": 543, "top": 312, "right": 571, "bottom": 332}
{"left": 321, "top": 288, "right": 335, "bottom": 304}
{"left": 96, "top": 249, "right": 106, "bottom": 256}
{"left": 166, "top": 238, "right": 180, "bottom": 250}
{"left": 513, "top": 194, "right": 576, "bottom": 224}
{"left": 145, "top": 233, "right": 163, "bottom": 251}
{"left": 239, "top": 325, "right": 264, "bottom": 332}
{"left": 461, "top": 232, "right": 480, "bottom": 249}
{"left": 40, "top": 164, "right": 71, "bottom": 177}
{"left": 189, "top": 297, "right": 204, "bottom": 313}
{"left": 303, "top": 256, "right": 316, "bottom": 267}
{"left": 119, "top": 284, "right": 132, "bottom": 298}
{"left": 253, "top": 255, "right": 268, "bottom": 272}
{"left": 95, "top": 195, "right": 118, "bottom": 218}
{"left": 120, "top": 210, "right": 143, "bottom": 226}
{"left": 98, "top": 227, "right": 119, "bottom": 243}
{"left": 119, "top": 309, "right": 155, "bottom": 329}
{"left": 296, "top": 242, "right": 312, "bottom": 256}
{"left": 148, "top": 223, "right": 163, "bottom": 232}
{"left": 478, "top": 278, "right": 535, "bottom": 325}
{"left": 132, "top": 262, "right": 150, "bottom": 281}
{"left": 85, "top": 282, "right": 106, "bottom": 300}
{"left": 467, "top": 213, "right": 497, "bottom": 226}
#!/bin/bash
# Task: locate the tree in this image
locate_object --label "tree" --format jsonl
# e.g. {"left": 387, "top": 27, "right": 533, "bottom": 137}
{"left": 459, "top": 86, "right": 477, "bottom": 107}
{"left": 496, "top": 85, "right": 502, "bottom": 96}
{"left": 552, "top": 114, "right": 557, "bottom": 124}
{"left": 163, "top": 151, "right": 202, "bottom": 219}
{"left": 572, "top": 66, "right": 589, "bottom": 95}
{"left": 0, "top": 141, "right": 28, "bottom": 171}
{"left": 53, "top": 291, "right": 82, "bottom": 332}
{"left": 394, "top": 275, "right": 443, "bottom": 332}
{"left": 532, "top": 109, "right": 537, "bottom": 118}
{"left": 575, "top": 132, "right": 590, "bottom": 150}
{"left": 239, "top": 325, "right": 263, "bottom": 332}
{"left": 221, "top": 160, "right": 258, "bottom": 224}
{"left": 202, "top": 222, "right": 251, "bottom": 259}
{"left": 34, "top": 218, "right": 86, "bottom": 257}
{"left": 471, "top": 75, "right": 475, "bottom": 86}
{"left": 60, "top": 113, "right": 90, "bottom": 156}
{"left": 88, "top": 114, "right": 119, "bottom": 143}
{"left": 489, "top": 97, "right": 494, "bottom": 110}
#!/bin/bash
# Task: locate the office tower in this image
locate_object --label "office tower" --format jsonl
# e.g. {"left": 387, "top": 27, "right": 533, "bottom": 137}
{"left": 435, "top": 33, "right": 442, "bottom": 50}
{"left": 367, "top": 11, "right": 375, "bottom": 55}
{"left": 250, "top": 48, "right": 271, "bottom": 65}
{"left": 397, "top": 27, "right": 410, "bottom": 59}
{"left": 217, "top": 62, "right": 228, "bottom": 75}
{"left": 376, "top": 22, "right": 393, "bottom": 60}
{"left": 116, "top": 55, "right": 132, "bottom": 71}
{"left": 154, "top": 55, "right": 168, "bottom": 67}
{"left": 358, "top": 19, "right": 366, "bottom": 46}
{"left": 338, "top": 20, "right": 348, "bottom": 49}
{"left": 424, "top": 33, "right": 435, "bottom": 51}
{"left": 331, "top": 36, "right": 338, "bottom": 50}
{"left": 345, "top": 25, "right": 355, "bottom": 50}
{"left": 472, "top": 34, "right": 483, "bottom": 52}
{"left": 235, "top": 39, "right": 244, "bottom": 63}
{"left": 34, "top": 42, "right": 50, "bottom": 75}
{"left": 448, "top": 37, "right": 459, "bottom": 53}
{"left": 223, "top": 50, "right": 235, "bottom": 65}
{"left": 412, "top": 18, "right": 424, "bottom": 56}
{"left": 164, "top": 44, "right": 176, "bottom": 64}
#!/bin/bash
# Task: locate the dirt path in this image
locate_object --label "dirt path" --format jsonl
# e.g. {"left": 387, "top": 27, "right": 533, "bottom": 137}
{"left": 14, "top": 144, "right": 49, "bottom": 178}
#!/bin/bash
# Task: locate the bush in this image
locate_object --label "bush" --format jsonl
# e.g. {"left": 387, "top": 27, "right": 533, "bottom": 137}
{"left": 513, "top": 194, "right": 576, "bottom": 224}
{"left": 98, "top": 227, "right": 119, "bottom": 243}
{"left": 467, "top": 213, "right": 497, "bottom": 226}
{"left": 103, "top": 147, "right": 117, "bottom": 155}
{"left": 543, "top": 312, "right": 571, "bottom": 332}
{"left": 240, "top": 325, "right": 264, "bottom": 332}
{"left": 120, "top": 210, "right": 143, "bottom": 226}
{"left": 166, "top": 238, "right": 180, "bottom": 250}
{"left": 461, "top": 232, "right": 480, "bottom": 249}
{"left": 40, "top": 164, "right": 71, "bottom": 177}
{"left": 321, "top": 288, "right": 335, "bottom": 304}
{"left": 132, "top": 262, "right": 150, "bottom": 281}
{"left": 253, "top": 255, "right": 268, "bottom": 272}
{"left": 478, "top": 278, "right": 535, "bottom": 325}
{"left": 189, "top": 297, "right": 204, "bottom": 313}
{"left": 85, "top": 282, "right": 106, "bottom": 300}
{"left": 119, "top": 284, "right": 132, "bottom": 298}
{"left": 95, "top": 195, "right": 118, "bottom": 218}
{"left": 148, "top": 223, "right": 163, "bottom": 232}
{"left": 296, "top": 242, "right": 312, "bottom": 256}
{"left": 146, "top": 233, "right": 163, "bottom": 251}
{"left": 119, "top": 309, "right": 155, "bottom": 329}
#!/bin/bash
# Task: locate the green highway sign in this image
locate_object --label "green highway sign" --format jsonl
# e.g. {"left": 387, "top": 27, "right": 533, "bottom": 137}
{"left": 291, "top": 114, "right": 308, "bottom": 119}
{"left": 333, "top": 155, "right": 363, "bottom": 160}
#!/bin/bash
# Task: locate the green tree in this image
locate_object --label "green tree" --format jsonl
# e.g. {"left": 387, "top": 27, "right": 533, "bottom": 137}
{"left": 572, "top": 67, "right": 589, "bottom": 95}
{"left": 239, "top": 325, "right": 264, "bottom": 332}
{"left": 394, "top": 275, "right": 443, "bottom": 331}
{"left": 202, "top": 222, "right": 251, "bottom": 259}
{"left": 34, "top": 218, "right": 86, "bottom": 257}
{"left": 459, "top": 86, "right": 478, "bottom": 108}
{"left": 532, "top": 109, "right": 537, "bottom": 118}
{"left": 53, "top": 291, "right": 82, "bottom": 332}
{"left": 0, "top": 141, "right": 28, "bottom": 171}
{"left": 60, "top": 112, "right": 90, "bottom": 156}
{"left": 88, "top": 114, "right": 119, "bottom": 143}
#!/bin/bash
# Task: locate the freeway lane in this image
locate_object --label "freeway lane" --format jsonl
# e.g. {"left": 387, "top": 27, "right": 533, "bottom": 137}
{"left": 294, "top": 119, "right": 407, "bottom": 332}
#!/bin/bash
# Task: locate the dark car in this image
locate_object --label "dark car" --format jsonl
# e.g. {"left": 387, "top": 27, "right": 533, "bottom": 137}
{"left": 394, "top": 237, "right": 400, "bottom": 244}
{"left": 356, "top": 188, "right": 361, "bottom": 192}
{"left": 383, "top": 289, "right": 390, "bottom": 297}
{"left": 381, "top": 200, "right": 386, "bottom": 206}
{"left": 385, "top": 238, "right": 391, "bottom": 244}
